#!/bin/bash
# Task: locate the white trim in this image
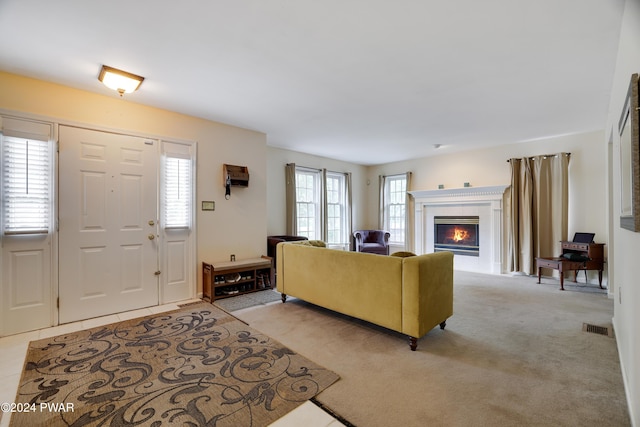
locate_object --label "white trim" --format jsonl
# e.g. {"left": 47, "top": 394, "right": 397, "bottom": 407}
{"left": 409, "top": 185, "right": 509, "bottom": 201}
{"left": 410, "top": 185, "right": 508, "bottom": 274}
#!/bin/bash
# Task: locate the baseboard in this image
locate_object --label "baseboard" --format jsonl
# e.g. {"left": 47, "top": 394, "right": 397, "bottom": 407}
{"left": 613, "top": 315, "right": 636, "bottom": 426}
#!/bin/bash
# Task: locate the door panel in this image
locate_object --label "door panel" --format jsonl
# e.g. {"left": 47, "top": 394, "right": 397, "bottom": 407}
{"left": 1, "top": 235, "right": 52, "bottom": 335}
{"left": 81, "top": 172, "right": 107, "bottom": 229}
{"left": 58, "top": 126, "right": 158, "bottom": 323}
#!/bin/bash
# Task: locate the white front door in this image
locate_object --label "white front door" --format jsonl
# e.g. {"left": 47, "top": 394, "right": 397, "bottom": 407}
{"left": 58, "top": 126, "right": 159, "bottom": 323}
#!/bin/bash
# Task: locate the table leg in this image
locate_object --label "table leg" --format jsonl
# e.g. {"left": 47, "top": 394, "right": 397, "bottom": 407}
{"left": 598, "top": 270, "right": 603, "bottom": 289}
{"left": 559, "top": 271, "right": 565, "bottom": 291}
{"left": 537, "top": 267, "right": 542, "bottom": 284}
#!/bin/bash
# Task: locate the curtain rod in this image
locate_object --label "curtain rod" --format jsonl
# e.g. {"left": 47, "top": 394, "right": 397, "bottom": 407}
{"left": 506, "top": 152, "right": 571, "bottom": 162}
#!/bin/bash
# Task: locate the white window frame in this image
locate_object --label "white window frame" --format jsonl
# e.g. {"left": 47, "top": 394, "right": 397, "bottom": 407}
{"left": 295, "top": 168, "right": 321, "bottom": 240}
{"left": 383, "top": 174, "right": 407, "bottom": 245}
{"left": 325, "top": 171, "right": 348, "bottom": 249}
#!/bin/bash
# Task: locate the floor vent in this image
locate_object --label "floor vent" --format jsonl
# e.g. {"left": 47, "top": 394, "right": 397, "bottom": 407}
{"left": 582, "top": 323, "right": 614, "bottom": 337}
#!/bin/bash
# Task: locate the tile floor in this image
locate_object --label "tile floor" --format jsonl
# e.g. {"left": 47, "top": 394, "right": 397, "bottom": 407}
{"left": 0, "top": 301, "right": 343, "bottom": 427}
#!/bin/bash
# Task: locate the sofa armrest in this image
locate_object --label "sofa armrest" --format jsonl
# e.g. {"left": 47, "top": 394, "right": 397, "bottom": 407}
{"left": 401, "top": 251, "right": 454, "bottom": 338}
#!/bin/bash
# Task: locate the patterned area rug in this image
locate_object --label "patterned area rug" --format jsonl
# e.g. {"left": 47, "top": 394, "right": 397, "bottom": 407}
{"left": 11, "top": 303, "right": 339, "bottom": 426}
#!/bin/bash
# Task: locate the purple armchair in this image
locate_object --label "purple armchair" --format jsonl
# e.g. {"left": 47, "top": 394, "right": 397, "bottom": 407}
{"left": 353, "top": 230, "right": 391, "bottom": 255}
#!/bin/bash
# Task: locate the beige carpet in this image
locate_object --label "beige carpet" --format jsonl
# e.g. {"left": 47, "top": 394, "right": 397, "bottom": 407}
{"left": 12, "top": 303, "right": 339, "bottom": 427}
{"left": 235, "top": 271, "right": 630, "bottom": 427}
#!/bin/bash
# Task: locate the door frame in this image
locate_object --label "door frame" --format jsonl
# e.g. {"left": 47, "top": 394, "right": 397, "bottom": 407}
{"left": 0, "top": 109, "right": 197, "bottom": 334}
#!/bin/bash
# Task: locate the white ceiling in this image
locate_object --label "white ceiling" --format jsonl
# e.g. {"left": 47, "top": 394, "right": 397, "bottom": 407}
{"left": 0, "top": 0, "right": 625, "bottom": 165}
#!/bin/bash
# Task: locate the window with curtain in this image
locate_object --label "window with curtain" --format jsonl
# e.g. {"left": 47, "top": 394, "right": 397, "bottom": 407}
{"left": 287, "top": 164, "right": 352, "bottom": 247}
{"left": 507, "top": 153, "right": 570, "bottom": 274}
{"left": 382, "top": 174, "right": 407, "bottom": 245}
{"left": 295, "top": 168, "right": 321, "bottom": 239}
{"left": 1, "top": 135, "right": 51, "bottom": 234}
{"left": 162, "top": 155, "right": 192, "bottom": 229}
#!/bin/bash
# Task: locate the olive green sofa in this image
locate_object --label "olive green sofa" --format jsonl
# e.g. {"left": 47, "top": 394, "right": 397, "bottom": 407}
{"left": 276, "top": 243, "right": 454, "bottom": 350}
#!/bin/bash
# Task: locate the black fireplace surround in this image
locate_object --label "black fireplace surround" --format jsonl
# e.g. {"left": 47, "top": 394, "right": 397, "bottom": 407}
{"left": 434, "top": 216, "right": 479, "bottom": 256}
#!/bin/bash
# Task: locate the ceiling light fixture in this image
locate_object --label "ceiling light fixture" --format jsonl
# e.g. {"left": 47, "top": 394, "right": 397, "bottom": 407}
{"left": 98, "top": 65, "right": 144, "bottom": 96}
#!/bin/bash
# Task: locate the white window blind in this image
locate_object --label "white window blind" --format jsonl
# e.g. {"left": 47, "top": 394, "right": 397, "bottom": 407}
{"left": 2, "top": 135, "right": 51, "bottom": 234}
{"left": 163, "top": 155, "right": 191, "bottom": 229}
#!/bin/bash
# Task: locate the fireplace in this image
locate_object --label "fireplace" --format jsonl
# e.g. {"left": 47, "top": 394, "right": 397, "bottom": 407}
{"left": 410, "top": 185, "right": 507, "bottom": 274}
{"left": 434, "top": 216, "right": 479, "bottom": 257}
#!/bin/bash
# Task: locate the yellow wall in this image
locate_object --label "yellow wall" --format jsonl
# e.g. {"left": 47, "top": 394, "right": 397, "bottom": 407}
{"left": 0, "top": 71, "right": 268, "bottom": 294}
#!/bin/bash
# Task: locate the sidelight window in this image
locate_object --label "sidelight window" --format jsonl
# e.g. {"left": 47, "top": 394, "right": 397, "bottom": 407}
{"left": 1, "top": 135, "right": 52, "bottom": 234}
{"left": 161, "top": 141, "right": 193, "bottom": 229}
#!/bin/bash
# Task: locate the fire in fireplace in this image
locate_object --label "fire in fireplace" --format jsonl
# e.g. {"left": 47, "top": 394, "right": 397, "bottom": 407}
{"left": 434, "top": 216, "right": 479, "bottom": 256}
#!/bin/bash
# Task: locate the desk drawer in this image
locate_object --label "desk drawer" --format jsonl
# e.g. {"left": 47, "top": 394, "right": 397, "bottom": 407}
{"left": 562, "top": 242, "right": 589, "bottom": 251}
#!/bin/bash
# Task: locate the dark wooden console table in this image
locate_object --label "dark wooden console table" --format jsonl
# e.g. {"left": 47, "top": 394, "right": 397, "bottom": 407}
{"left": 536, "top": 241, "right": 605, "bottom": 291}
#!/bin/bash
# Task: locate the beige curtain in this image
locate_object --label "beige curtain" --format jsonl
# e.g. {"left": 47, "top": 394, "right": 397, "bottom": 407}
{"left": 285, "top": 163, "right": 297, "bottom": 235}
{"left": 507, "top": 153, "right": 570, "bottom": 275}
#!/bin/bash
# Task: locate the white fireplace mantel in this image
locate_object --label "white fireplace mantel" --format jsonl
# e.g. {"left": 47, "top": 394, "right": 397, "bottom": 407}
{"left": 410, "top": 185, "right": 509, "bottom": 203}
{"left": 409, "top": 185, "right": 509, "bottom": 274}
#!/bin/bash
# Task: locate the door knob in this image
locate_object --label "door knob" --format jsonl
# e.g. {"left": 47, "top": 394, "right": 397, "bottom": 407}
{"left": 148, "top": 234, "right": 155, "bottom": 240}
{"left": 148, "top": 220, "right": 155, "bottom": 226}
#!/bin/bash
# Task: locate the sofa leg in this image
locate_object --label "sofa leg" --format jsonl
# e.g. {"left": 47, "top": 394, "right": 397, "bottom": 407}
{"left": 409, "top": 336, "right": 417, "bottom": 351}
{"left": 440, "top": 320, "right": 447, "bottom": 330}
{"left": 281, "top": 293, "right": 287, "bottom": 303}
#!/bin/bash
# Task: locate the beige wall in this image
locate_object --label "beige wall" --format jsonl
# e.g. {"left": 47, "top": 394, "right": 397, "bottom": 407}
{"left": 266, "top": 147, "right": 368, "bottom": 236}
{"left": 367, "top": 130, "right": 608, "bottom": 254}
{"left": 0, "top": 71, "right": 268, "bottom": 294}
{"left": 606, "top": 0, "right": 640, "bottom": 423}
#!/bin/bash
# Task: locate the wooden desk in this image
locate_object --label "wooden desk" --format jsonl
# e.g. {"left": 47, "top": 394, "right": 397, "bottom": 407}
{"left": 537, "top": 241, "right": 605, "bottom": 291}
{"left": 561, "top": 241, "right": 605, "bottom": 288}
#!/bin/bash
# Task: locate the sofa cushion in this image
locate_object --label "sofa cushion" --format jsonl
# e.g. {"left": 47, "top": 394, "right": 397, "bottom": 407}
{"left": 291, "top": 240, "right": 326, "bottom": 247}
{"left": 391, "top": 251, "right": 416, "bottom": 257}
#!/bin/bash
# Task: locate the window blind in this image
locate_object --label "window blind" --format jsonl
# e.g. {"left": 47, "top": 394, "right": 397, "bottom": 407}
{"left": 163, "top": 156, "right": 191, "bottom": 229}
{"left": 2, "top": 135, "right": 51, "bottom": 234}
